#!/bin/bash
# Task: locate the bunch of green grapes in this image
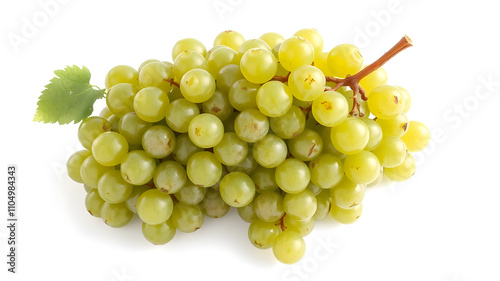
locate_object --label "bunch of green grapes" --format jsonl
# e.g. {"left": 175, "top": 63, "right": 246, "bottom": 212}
{"left": 66, "top": 29, "right": 430, "bottom": 265}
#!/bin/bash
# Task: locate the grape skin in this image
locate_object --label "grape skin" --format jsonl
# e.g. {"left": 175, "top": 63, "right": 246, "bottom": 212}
{"left": 67, "top": 30, "right": 429, "bottom": 265}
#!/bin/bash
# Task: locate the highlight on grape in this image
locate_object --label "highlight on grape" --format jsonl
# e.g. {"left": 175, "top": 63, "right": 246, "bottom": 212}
{"left": 35, "top": 28, "right": 430, "bottom": 264}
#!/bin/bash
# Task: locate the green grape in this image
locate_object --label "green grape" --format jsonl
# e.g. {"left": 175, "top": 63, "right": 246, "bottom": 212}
{"left": 371, "top": 136, "right": 408, "bottom": 168}
{"left": 239, "top": 48, "right": 277, "bottom": 84}
{"left": 125, "top": 185, "right": 151, "bottom": 213}
{"left": 283, "top": 189, "right": 317, "bottom": 221}
{"left": 294, "top": 28, "right": 324, "bottom": 59}
{"left": 180, "top": 69, "right": 216, "bottom": 103}
{"left": 376, "top": 112, "right": 409, "bottom": 137}
{"left": 342, "top": 90, "right": 371, "bottom": 118}
{"left": 308, "top": 153, "right": 344, "bottom": 189}
{"left": 136, "top": 189, "right": 174, "bottom": 225}
{"left": 172, "top": 134, "right": 203, "bottom": 165}
{"left": 362, "top": 118, "right": 383, "bottom": 150}
{"left": 312, "top": 91, "right": 349, "bottom": 127}
{"left": 251, "top": 166, "right": 278, "bottom": 193}
{"left": 174, "top": 181, "right": 206, "bottom": 205}
{"left": 188, "top": 113, "right": 224, "bottom": 148}
{"left": 138, "top": 59, "right": 160, "bottom": 73}
{"left": 142, "top": 125, "right": 176, "bottom": 159}
{"left": 171, "top": 202, "right": 204, "bottom": 233}
{"left": 234, "top": 108, "right": 269, "bottom": 143}
{"left": 223, "top": 111, "right": 238, "bottom": 133}
{"left": 118, "top": 112, "right": 152, "bottom": 145}
{"left": 327, "top": 44, "right": 363, "bottom": 78}
{"left": 80, "top": 155, "right": 114, "bottom": 189}
{"left": 252, "top": 134, "right": 287, "bottom": 168}
{"left": 133, "top": 87, "right": 170, "bottom": 123}
{"left": 279, "top": 36, "right": 315, "bottom": 72}
{"left": 283, "top": 216, "right": 315, "bottom": 237}
{"left": 253, "top": 191, "right": 284, "bottom": 222}
{"left": 313, "top": 189, "right": 331, "bottom": 221}
{"left": 314, "top": 52, "right": 334, "bottom": 76}
{"left": 330, "top": 177, "right": 365, "bottom": 209}
{"left": 172, "top": 38, "right": 207, "bottom": 60}
{"left": 142, "top": 219, "right": 176, "bottom": 245}
{"left": 306, "top": 182, "right": 322, "bottom": 195}
{"left": 199, "top": 188, "right": 230, "bottom": 218}
{"left": 78, "top": 116, "right": 112, "bottom": 150}
{"left": 384, "top": 153, "right": 416, "bottom": 182}
{"left": 186, "top": 151, "right": 222, "bottom": 187}
{"left": 85, "top": 188, "right": 105, "bottom": 218}
{"left": 101, "top": 202, "right": 134, "bottom": 228}
{"left": 288, "top": 65, "right": 326, "bottom": 101}
{"left": 202, "top": 89, "right": 234, "bottom": 121}
{"left": 106, "top": 83, "right": 138, "bottom": 118}
{"left": 396, "top": 86, "right": 411, "bottom": 113}
{"left": 213, "top": 30, "right": 246, "bottom": 51}
{"left": 259, "top": 32, "right": 284, "bottom": 49}
{"left": 173, "top": 50, "right": 208, "bottom": 81}
{"left": 288, "top": 129, "right": 323, "bottom": 162}
{"left": 275, "top": 158, "right": 310, "bottom": 194}
{"left": 165, "top": 98, "right": 200, "bottom": 133}
{"left": 330, "top": 118, "right": 369, "bottom": 154}
{"left": 213, "top": 132, "right": 248, "bottom": 166}
{"left": 238, "top": 203, "right": 258, "bottom": 222}
{"left": 99, "top": 107, "right": 112, "bottom": 119}
{"left": 368, "top": 166, "right": 384, "bottom": 187}
{"left": 343, "top": 150, "right": 381, "bottom": 184}
{"left": 238, "top": 39, "right": 271, "bottom": 57}
{"left": 207, "top": 46, "right": 239, "bottom": 79}
{"left": 272, "top": 230, "right": 306, "bottom": 264}
{"left": 321, "top": 127, "right": 345, "bottom": 159}
{"left": 270, "top": 105, "right": 306, "bottom": 139}
{"left": 168, "top": 85, "right": 183, "bottom": 101}
{"left": 219, "top": 172, "right": 256, "bottom": 207}
{"left": 84, "top": 183, "right": 94, "bottom": 193}
{"left": 228, "top": 79, "right": 259, "bottom": 111}
{"left": 256, "top": 81, "right": 293, "bottom": 117}
{"left": 154, "top": 161, "right": 187, "bottom": 194}
{"left": 105, "top": 65, "right": 139, "bottom": 90}
{"left": 366, "top": 85, "right": 405, "bottom": 119}
{"left": 205, "top": 45, "right": 226, "bottom": 59}
{"left": 225, "top": 148, "right": 258, "bottom": 175}
{"left": 359, "top": 67, "right": 388, "bottom": 94}
{"left": 97, "top": 170, "right": 133, "bottom": 204}
{"left": 91, "top": 131, "right": 129, "bottom": 166}
{"left": 138, "top": 62, "right": 173, "bottom": 93}
{"left": 248, "top": 219, "right": 280, "bottom": 249}
{"left": 107, "top": 115, "right": 120, "bottom": 132}
{"left": 67, "top": 150, "right": 92, "bottom": 183}
{"left": 120, "top": 150, "right": 156, "bottom": 185}
{"left": 217, "top": 64, "right": 245, "bottom": 93}
{"left": 330, "top": 203, "right": 363, "bottom": 224}
{"left": 400, "top": 121, "right": 431, "bottom": 152}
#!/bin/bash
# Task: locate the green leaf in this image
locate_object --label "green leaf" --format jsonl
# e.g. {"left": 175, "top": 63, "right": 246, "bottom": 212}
{"left": 34, "top": 65, "right": 105, "bottom": 124}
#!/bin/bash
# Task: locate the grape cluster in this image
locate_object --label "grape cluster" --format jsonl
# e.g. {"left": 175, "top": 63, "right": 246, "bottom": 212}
{"left": 66, "top": 29, "right": 430, "bottom": 264}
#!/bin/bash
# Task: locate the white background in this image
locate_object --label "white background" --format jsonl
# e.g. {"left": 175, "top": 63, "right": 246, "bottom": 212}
{"left": 1, "top": 0, "right": 499, "bottom": 281}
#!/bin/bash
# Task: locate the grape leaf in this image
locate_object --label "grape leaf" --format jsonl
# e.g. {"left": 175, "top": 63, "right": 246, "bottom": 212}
{"left": 34, "top": 65, "right": 105, "bottom": 124}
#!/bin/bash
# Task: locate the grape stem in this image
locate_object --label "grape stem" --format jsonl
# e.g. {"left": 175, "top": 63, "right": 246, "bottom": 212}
{"left": 271, "top": 35, "right": 413, "bottom": 117}
{"left": 326, "top": 35, "right": 413, "bottom": 116}
{"left": 165, "top": 78, "right": 180, "bottom": 88}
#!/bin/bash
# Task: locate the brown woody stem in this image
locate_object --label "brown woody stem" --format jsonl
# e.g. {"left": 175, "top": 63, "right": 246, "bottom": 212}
{"left": 325, "top": 35, "right": 413, "bottom": 116}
